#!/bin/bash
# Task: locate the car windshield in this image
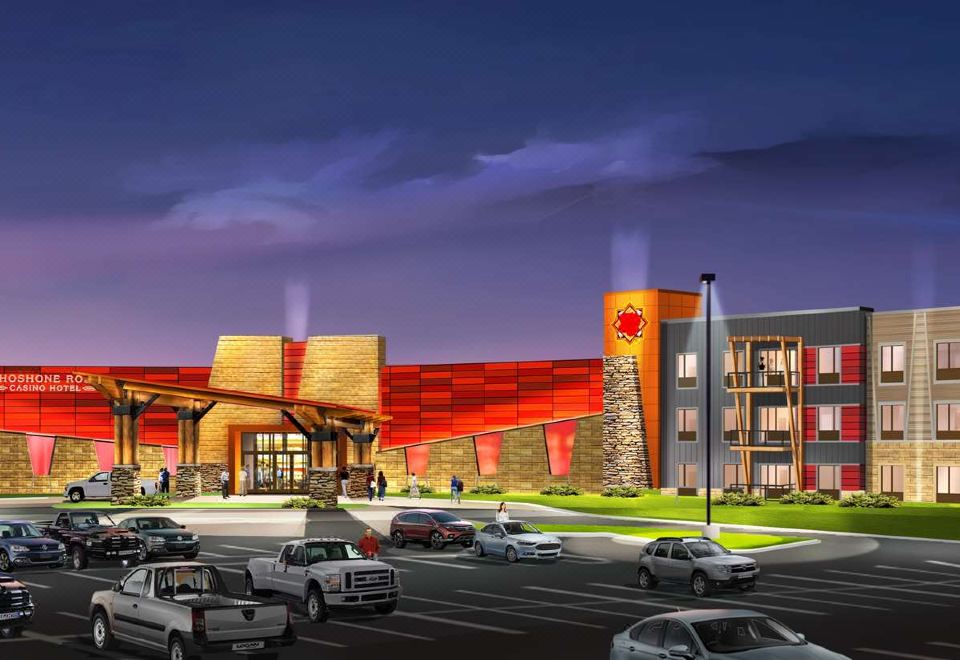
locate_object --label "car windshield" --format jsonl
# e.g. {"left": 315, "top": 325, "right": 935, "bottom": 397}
{"left": 685, "top": 540, "right": 728, "bottom": 558}
{"left": 71, "top": 512, "right": 116, "bottom": 529}
{"left": 157, "top": 566, "right": 221, "bottom": 598}
{"left": 137, "top": 518, "right": 180, "bottom": 530}
{"left": 430, "top": 512, "right": 463, "bottom": 524}
{"left": 693, "top": 617, "right": 803, "bottom": 652}
{"left": 0, "top": 523, "right": 43, "bottom": 539}
{"left": 304, "top": 542, "right": 366, "bottom": 563}
{"left": 502, "top": 522, "right": 540, "bottom": 535}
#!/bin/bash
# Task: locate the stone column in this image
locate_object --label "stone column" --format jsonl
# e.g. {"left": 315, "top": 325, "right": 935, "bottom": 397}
{"left": 110, "top": 464, "right": 141, "bottom": 504}
{"left": 602, "top": 355, "right": 652, "bottom": 489}
{"left": 347, "top": 464, "right": 374, "bottom": 499}
{"left": 308, "top": 467, "right": 338, "bottom": 509}
{"left": 200, "top": 463, "right": 227, "bottom": 494}
{"left": 176, "top": 464, "right": 202, "bottom": 498}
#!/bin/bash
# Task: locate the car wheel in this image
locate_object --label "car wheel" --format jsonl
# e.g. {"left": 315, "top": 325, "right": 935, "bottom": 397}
{"left": 691, "top": 571, "right": 712, "bottom": 598}
{"left": 168, "top": 633, "right": 199, "bottom": 660}
{"left": 430, "top": 531, "right": 444, "bottom": 550}
{"left": 244, "top": 574, "right": 266, "bottom": 597}
{"left": 306, "top": 588, "right": 329, "bottom": 623}
{"left": 474, "top": 542, "right": 485, "bottom": 557}
{"left": 91, "top": 609, "right": 116, "bottom": 650}
{"left": 138, "top": 545, "right": 150, "bottom": 562}
{"left": 392, "top": 530, "right": 406, "bottom": 549}
{"left": 0, "top": 550, "right": 12, "bottom": 572}
{"left": 72, "top": 545, "right": 88, "bottom": 570}
{"left": 0, "top": 626, "right": 23, "bottom": 639}
{"left": 637, "top": 567, "right": 657, "bottom": 589}
{"left": 69, "top": 488, "right": 84, "bottom": 503}
{"left": 505, "top": 546, "right": 518, "bottom": 563}
{"left": 374, "top": 600, "right": 398, "bottom": 615}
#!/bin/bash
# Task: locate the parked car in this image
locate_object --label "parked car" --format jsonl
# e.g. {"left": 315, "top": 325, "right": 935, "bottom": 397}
{"left": 245, "top": 537, "right": 399, "bottom": 623}
{"left": 610, "top": 609, "right": 849, "bottom": 659}
{"left": 474, "top": 521, "right": 562, "bottom": 562}
{"left": 389, "top": 509, "right": 475, "bottom": 550}
{"left": 118, "top": 516, "right": 200, "bottom": 562}
{"left": 63, "top": 471, "right": 158, "bottom": 502}
{"left": 637, "top": 537, "right": 758, "bottom": 597}
{"left": 41, "top": 511, "right": 142, "bottom": 570}
{"left": 90, "top": 561, "right": 295, "bottom": 659}
{"left": 0, "top": 520, "right": 66, "bottom": 571}
{"left": 0, "top": 573, "right": 34, "bottom": 639}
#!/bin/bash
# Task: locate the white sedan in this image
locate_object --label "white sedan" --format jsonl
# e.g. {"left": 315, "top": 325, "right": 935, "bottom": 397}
{"left": 473, "top": 521, "right": 562, "bottom": 562}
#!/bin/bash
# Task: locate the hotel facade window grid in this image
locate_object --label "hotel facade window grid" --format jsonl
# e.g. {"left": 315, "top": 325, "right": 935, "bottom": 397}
{"left": 677, "top": 353, "right": 698, "bottom": 389}
{"left": 677, "top": 407, "right": 698, "bottom": 442}
{"left": 880, "top": 344, "right": 905, "bottom": 384}
{"left": 758, "top": 464, "right": 792, "bottom": 487}
{"left": 817, "top": 464, "right": 842, "bottom": 493}
{"left": 935, "top": 341, "right": 960, "bottom": 382}
{"left": 880, "top": 465, "right": 904, "bottom": 497}
{"left": 817, "top": 346, "right": 842, "bottom": 384}
{"left": 723, "top": 407, "right": 739, "bottom": 442}
{"left": 817, "top": 406, "right": 842, "bottom": 441}
{"left": 723, "top": 463, "right": 746, "bottom": 489}
{"left": 880, "top": 403, "right": 905, "bottom": 440}
{"left": 723, "top": 350, "right": 745, "bottom": 387}
{"left": 936, "top": 466, "right": 960, "bottom": 502}
{"left": 757, "top": 348, "right": 798, "bottom": 387}
{"left": 757, "top": 406, "right": 796, "bottom": 444}
{"left": 935, "top": 402, "right": 960, "bottom": 440}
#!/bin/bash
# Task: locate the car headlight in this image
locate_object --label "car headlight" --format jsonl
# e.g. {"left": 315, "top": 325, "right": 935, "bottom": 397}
{"left": 9, "top": 545, "right": 29, "bottom": 553}
{"left": 58, "top": 543, "right": 66, "bottom": 552}
{"left": 86, "top": 539, "right": 93, "bottom": 546}
{"left": 321, "top": 575, "right": 341, "bottom": 592}
{"left": 148, "top": 536, "right": 165, "bottom": 545}
{"left": 718, "top": 564, "right": 732, "bottom": 573}
{"left": 191, "top": 534, "right": 199, "bottom": 542}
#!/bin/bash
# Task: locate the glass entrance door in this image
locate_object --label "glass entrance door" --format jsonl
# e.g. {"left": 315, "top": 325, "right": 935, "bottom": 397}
{"left": 241, "top": 432, "right": 309, "bottom": 494}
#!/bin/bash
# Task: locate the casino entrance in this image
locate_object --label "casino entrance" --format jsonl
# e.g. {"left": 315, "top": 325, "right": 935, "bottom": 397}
{"left": 240, "top": 432, "right": 310, "bottom": 493}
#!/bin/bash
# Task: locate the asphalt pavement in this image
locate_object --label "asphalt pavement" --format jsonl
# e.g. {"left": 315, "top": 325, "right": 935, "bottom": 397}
{"left": 1, "top": 503, "right": 959, "bottom": 659}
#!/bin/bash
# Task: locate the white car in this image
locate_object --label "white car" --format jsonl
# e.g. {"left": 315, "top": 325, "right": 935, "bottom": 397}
{"left": 64, "top": 472, "right": 157, "bottom": 502}
{"left": 474, "top": 521, "right": 563, "bottom": 562}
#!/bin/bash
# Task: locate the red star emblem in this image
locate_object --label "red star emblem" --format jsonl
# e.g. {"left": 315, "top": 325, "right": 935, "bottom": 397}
{"left": 612, "top": 304, "right": 647, "bottom": 343}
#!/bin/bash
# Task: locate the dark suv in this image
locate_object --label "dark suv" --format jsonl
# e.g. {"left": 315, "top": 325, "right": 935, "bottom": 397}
{"left": 390, "top": 509, "right": 475, "bottom": 550}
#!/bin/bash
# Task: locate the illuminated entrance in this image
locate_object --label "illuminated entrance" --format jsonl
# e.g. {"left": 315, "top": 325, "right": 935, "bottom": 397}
{"left": 241, "top": 432, "right": 309, "bottom": 493}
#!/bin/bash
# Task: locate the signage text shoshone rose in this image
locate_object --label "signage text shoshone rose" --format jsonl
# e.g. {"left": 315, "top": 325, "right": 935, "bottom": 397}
{"left": 0, "top": 373, "right": 94, "bottom": 393}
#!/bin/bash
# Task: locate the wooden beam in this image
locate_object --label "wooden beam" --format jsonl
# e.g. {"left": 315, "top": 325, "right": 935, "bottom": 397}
{"left": 781, "top": 338, "right": 802, "bottom": 490}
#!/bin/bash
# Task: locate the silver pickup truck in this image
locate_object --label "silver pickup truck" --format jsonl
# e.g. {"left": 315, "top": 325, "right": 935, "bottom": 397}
{"left": 245, "top": 537, "right": 400, "bottom": 623}
{"left": 90, "top": 562, "right": 296, "bottom": 660}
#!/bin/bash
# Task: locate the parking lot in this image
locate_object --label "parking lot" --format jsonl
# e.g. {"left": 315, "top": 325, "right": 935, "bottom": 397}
{"left": 2, "top": 506, "right": 959, "bottom": 659}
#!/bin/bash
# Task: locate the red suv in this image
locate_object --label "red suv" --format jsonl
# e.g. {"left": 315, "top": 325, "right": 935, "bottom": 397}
{"left": 390, "top": 509, "right": 475, "bottom": 550}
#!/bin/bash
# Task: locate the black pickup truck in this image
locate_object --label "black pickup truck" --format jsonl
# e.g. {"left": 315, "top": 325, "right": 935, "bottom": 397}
{"left": 42, "top": 511, "right": 143, "bottom": 571}
{"left": 0, "top": 573, "right": 34, "bottom": 638}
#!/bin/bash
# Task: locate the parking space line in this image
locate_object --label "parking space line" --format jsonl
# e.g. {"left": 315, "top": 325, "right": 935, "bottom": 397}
{"left": 381, "top": 557, "right": 477, "bottom": 570}
{"left": 760, "top": 581, "right": 950, "bottom": 608}
{"left": 744, "top": 591, "right": 887, "bottom": 611}
{"left": 584, "top": 584, "right": 827, "bottom": 616}
{"left": 875, "top": 565, "right": 960, "bottom": 578}
{"left": 855, "top": 648, "right": 951, "bottom": 659}
{"left": 394, "top": 611, "right": 524, "bottom": 634}
{"left": 826, "top": 569, "right": 960, "bottom": 591}
{"left": 769, "top": 573, "right": 960, "bottom": 600}
{"left": 328, "top": 619, "right": 436, "bottom": 641}
{"left": 218, "top": 544, "right": 277, "bottom": 553}
{"left": 198, "top": 551, "right": 229, "bottom": 558}
{"left": 927, "top": 560, "right": 960, "bottom": 570}
{"left": 528, "top": 586, "right": 696, "bottom": 612}
{"left": 405, "top": 595, "right": 606, "bottom": 629}
{"left": 21, "top": 631, "right": 88, "bottom": 646}
{"left": 457, "top": 589, "right": 644, "bottom": 619}
{"left": 928, "top": 642, "right": 960, "bottom": 649}
{"left": 61, "top": 572, "right": 117, "bottom": 584}
{"left": 298, "top": 636, "right": 349, "bottom": 648}
{"left": 57, "top": 611, "right": 88, "bottom": 621}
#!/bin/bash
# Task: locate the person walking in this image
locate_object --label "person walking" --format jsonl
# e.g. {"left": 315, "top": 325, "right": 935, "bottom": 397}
{"left": 339, "top": 466, "right": 350, "bottom": 498}
{"left": 450, "top": 475, "right": 458, "bottom": 503}
{"left": 219, "top": 469, "right": 230, "bottom": 499}
{"left": 367, "top": 474, "right": 375, "bottom": 502}
{"left": 376, "top": 471, "right": 387, "bottom": 502}
{"left": 160, "top": 467, "right": 170, "bottom": 495}
{"left": 239, "top": 465, "right": 249, "bottom": 497}
{"left": 358, "top": 528, "right": 381, "bottom": 559}
{"left": 455, "top": 476, "right": 464, "bottom": 504}
{"left": 409, "top": 472, "right": 421, "bottom": 500}
{"left": 495, "top": 502, "right": 509, "bottom": 523}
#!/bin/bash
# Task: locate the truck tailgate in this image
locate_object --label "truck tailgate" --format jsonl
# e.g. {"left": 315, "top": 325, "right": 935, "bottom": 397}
{"left": 202, "top": 598, "right": 288, "bottom": 642}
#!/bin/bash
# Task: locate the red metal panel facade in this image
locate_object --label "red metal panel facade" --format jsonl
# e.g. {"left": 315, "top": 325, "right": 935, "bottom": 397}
{"left": 283, "top": 342, "right": 307, "bottom": 398}
{"left": 803, "top": 406, "right": 817, "bottom": 441}
{"left": 803, "top": 348, "right": 817, "bottom": 385}
{"left": 841, "top": 464, "right": 864, "bottom": 491}
{"left": 840, "top": 405, "right": 865, "bottom": 442}
{"left": 840, "top": 345, "right": 866, "bottom": 384}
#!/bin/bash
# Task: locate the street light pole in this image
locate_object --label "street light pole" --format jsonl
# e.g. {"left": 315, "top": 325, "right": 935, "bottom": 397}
{"left": 700, "top": 273, "right": 716, "bottom": 538}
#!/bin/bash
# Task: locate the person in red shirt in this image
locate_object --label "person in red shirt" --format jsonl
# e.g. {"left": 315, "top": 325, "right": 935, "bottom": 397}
{"left": 358, "top": 528, "right": 381, "bottom": 559}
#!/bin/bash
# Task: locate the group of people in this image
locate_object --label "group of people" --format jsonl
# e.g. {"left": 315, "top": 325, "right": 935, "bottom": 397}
{"left": 450, "top": 474, "right": 465, "bottom": 503}
{"left": 367, "top": 471, "right": 387, "bottom": 501}
{"left": 154, "top": 467, "right": 171, "bottom": 494}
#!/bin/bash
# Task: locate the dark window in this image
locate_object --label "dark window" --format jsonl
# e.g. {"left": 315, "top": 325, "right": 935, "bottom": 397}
{"left": 637, "top": 620, "right": 665, "bottom": 646}
{"left": 415, "top": 513, "right": 432, "bottom": 524}
{"left": 670, "top": 544, "right": 690, "bottom": 560}
{"left": 55, "top": 513, "right": 69, "bottom": 527}
{"left": 662, "top": 621, "right": 696, "bottom": 650}
{"left": 654, "top": 543, "right": 670, "bottom": 558}
{"left": 292, "top": 546, "right": 306, "bottom": 566}
{"left": 481, "top": 525, "right": 499, "bottom": 534}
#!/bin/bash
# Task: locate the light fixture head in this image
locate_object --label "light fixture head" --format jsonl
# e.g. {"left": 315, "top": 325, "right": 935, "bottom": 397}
{"left": 700, "top": 273, "right": 716, "bottom": 284}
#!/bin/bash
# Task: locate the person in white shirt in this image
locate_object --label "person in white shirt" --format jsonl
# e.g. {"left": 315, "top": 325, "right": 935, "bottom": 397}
{"left": 495, "top": 502, "right": 509, "bottom": 523}
{"left": 409, "top": 472, "right": 421, "bottom": 500}
{"left": 239, "top": 466, "right": 249, "bottom": 497}
{"left": 219, "top": 469, "right": 230, "bottom": 499}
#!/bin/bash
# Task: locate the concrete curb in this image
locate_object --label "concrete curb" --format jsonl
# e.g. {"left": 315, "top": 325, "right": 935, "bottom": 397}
{"left": 550, "top": 531, "right": 821, "bottom": 553}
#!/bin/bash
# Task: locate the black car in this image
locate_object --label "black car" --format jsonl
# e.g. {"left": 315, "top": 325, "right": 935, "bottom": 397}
{"left": 0, "top": 573, "right": 34, "bottom": 639}
{"left": 0, "top": 520, "right": 66, "bottom": 571}
{"left": 117, "top": 516, "right": 200, "bottom": 561}
{"left": 42, "top": 511, "right": 142, "bottom": 570}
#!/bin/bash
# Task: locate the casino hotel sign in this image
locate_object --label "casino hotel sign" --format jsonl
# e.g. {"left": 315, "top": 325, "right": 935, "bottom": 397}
{"left": 0, "top": 373, "right": 95, "bottom": 393}
{"left": 612, "top": 303, "right": 647, "bottom": 344}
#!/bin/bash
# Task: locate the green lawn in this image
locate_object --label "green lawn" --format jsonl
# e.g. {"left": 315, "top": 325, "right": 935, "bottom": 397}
{"left": 408, "top": 491, "right": 960, "bottom": 541}
{"left": 533, "top": 524, "right": 806, "bottom": 550}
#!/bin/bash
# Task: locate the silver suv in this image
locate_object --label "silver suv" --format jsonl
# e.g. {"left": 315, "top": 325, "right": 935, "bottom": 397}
{"left": 637, "top": 537, "right": 758, "bottom": 597}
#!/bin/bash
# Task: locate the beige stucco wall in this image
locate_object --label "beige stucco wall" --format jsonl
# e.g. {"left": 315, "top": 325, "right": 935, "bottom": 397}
{"left": 297, "top": 336, "right": 385, "bottom": 412}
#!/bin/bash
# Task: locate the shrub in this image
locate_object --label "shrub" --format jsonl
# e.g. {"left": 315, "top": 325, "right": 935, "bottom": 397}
{"left": 469, "top": 484, "right": 505, "bottom": 494}
{"left": 838, "top": 492, "right": 900, "bottom": 508}
{"left": 601, "top": 486, "right": 644, "bottom": 498}
{"left": 281, "top": 497, "right": 328, "bottom": 509}
{"left": 779, "top": 490, "right": 834, "bottom": 505}
{"left": 400, "top": 485, "right": 435, "bottom": 494}
{"left": 539, "top": 484, "right": 584, "bottom": 496}
{"left": 121, "top": 494, "right": 170, "bottom": 507}
{"left": 712, "top": 491, "right": 765, "bottom": 506}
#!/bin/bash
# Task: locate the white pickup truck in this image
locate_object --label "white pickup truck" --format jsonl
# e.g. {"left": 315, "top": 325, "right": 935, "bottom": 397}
{"left": 245, "top": 538, "right": 400, "bottom": 623}
{"left": 64, "top": 471, "right": 158, "bottom": 502}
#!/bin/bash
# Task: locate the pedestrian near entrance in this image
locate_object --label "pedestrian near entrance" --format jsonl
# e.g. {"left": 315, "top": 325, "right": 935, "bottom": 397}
{"left": 409, "top": 472, "right": 421, "bottom": 499}
{"left": 367, "top": 475, "right": 375, "bottom": 501}
{"left": 160, "top": 467, "right": 170, "bottom": 494}
{"left": 219, "top": 469, "right": 230, "bottom": 499}
{"left": 377, "top": 471, "right": 387, "bottom": 501}
{"left": 495, "top": 502, "right": 509, "bottom": 523}
{"left": 239, "top": 466, "right": 249, "bottom": 497}
{"left": 455, "top": 477, "right": 464, "bottom": 504}
{"left": 450, "top": 475, "right": 458, "bottom": 503}
{"left": 339, "top": 466, "right": 350, "bottom": 498}
{"left": 358, "top": 528, "right": 381, "bottom": 559}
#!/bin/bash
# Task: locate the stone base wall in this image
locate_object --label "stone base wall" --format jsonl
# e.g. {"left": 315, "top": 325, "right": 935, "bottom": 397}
{"left": 308, "top": 467, "right": 338, "bottom": 509}
{"left": 602, "top": 355, "right": 652, "bottom": 489}
{"left": 347, "top": 464, "right": 374, "bottom": 498}
{"left": 176, "top": 464, "right": 202, "bottom": 498}
{"left": 110, "top": 464, "right": 141, "bottom": 503}
{"left": 868, "top": 442, "right": 960, "bottom": 502}
{"left": 200, "top": 463, "right": 227, "bottom": 493}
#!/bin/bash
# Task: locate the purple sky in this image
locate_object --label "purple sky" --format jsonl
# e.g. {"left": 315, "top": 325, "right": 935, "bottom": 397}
{"left": 2, "top": 2, "right": 960, "bottom": 366}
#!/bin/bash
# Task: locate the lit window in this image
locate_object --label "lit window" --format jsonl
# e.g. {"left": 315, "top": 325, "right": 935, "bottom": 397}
{"left": 936, "top": 466, "right": 960, "bottom": 500}
{"left": 817, "top": 406, "right": 841, "bottom": 441}
{"left": 677, "top": 408, "right": 698, "bottom": 442}
{"left": 880, "top": 403, "right": 905, "bottom": 440}
{"left": 935, "top": 342, "right": 960, "bottom": 381}
{"left": 723, "top": 407, "right": 740, "bottom": 442}
{"left": 757, "top": 348, "right": 798, "bottom": 387}
{"left": 723, "top": 350, "right": 745, "bottom": 387}
{"left": 723, "top": 463, "right": 746, "bottom": 490}
{"left": 817, "top": 346, "right": 842, "bottom": 384}
{"left": 880, "top": 345, "right": 905, "bottom": 384}
{"left": 677, "top": 464, "right": 697, "bottom": 490}
{"left": 817, "top": 465, "right": 841, "bottom": 492}
{"left": 676, "top": 353, "right": 697, "bottom": 388}
{"left": 935, "top": 403, "right": 960, "bottom": 440}
{"left": 880, "top": 465, "right": 903, "bottom": 496}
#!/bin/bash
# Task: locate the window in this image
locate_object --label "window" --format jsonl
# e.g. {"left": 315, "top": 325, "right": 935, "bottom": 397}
{"left": 936, "top": 342, "right": 960, "bottom": 381}
{"left": 880, "top": 344, "right": 905, "bottom": 383}
{"left": 677, "top": 353, "right": 697, "bottom": 388}
{"left": 817, "top": 406, "right": 841, "bottom": 441}
{"left": 817, "top": 465, "right": 841, "bottom": 492}
{"left": 279, "top": 545, "right": 294, "bottom": 563}
{"left": 723, "top": 350, "right": 745, "bottom": 387}
{"left": 723, "top": 463, "right": 746, "bottom": 490}
{"left": 637, "top": 620, "right": 665, "bottom": 646}
{"left": 121, "top": 569, "right": 149, "bottom": 597}
{"left": 677, "top": 408, "right": 698, "bottom": 441}
{"left": 653, "top": 543, "right": 670, "bottom": 558}
{"left": 935, "top": 403, "right": 960, "bottom": 440}
{"left": 937, "top": 466, "right": 960, "bottom": 497}
{"left": 758, "top": 406, "right": 796, "bottom": 444}
{"left": 880, "top": 403, "right": 905, "bottom": 440}
{"left": 670, "top": 544, "right": 690, "bottom": 560}
{"left": 757, "top": 348, "right": 798, "bottom": 386}
{"left": 662, "top": 621, "right": 696, "bottom": 651}
{"left": 880, "top": 465, "right": 903, "bottom": 496}
{"left": 677, "top": 464, "right": 697, "bottom": 489}
{"left": 758, "top": 464, "right": 792, "bottom": 487}
{"left": 292, "top": 546, "right": 306, "bottom": 566}
{"left": 723, "top": 407, "right": 741, "bottom": 442}
{"left": 817, "top": 346, "right": 842, "bottom": 384}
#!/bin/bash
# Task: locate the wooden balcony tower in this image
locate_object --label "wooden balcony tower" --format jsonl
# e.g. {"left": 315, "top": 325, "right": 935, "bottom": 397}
{"left": 725, "top": 335, "right": 805, "bottom": 492}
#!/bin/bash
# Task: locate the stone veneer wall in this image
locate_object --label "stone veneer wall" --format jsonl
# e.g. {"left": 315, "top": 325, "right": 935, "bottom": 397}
{"left": 602, "top": 355, "right": 652, "bottom": 489}
{"left": 308, "top": 467, "right": 338, "bottom": 509}
{"left": 110, "top": 465, "right": 141, "bottom": 503}
{"left": 176, "top": 465, "right": 201, "bottom": 498}
{"left": 297, "top": 336, "right": 386, "bottom": 411}
{"left": 347, "top": 464, "right": 374, "bottom": 498}
{"left": 200, "top": 463, "right": 228, "bottom": 493}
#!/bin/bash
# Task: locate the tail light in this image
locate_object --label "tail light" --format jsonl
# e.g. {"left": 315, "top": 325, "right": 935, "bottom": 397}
{"left": 191, "top": 608, "right": 206, "bottom": 635}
